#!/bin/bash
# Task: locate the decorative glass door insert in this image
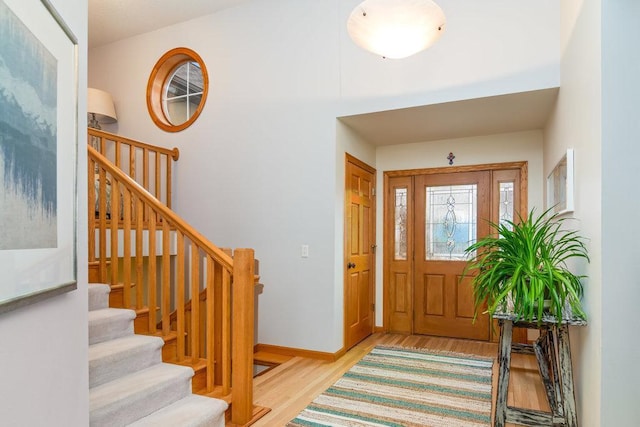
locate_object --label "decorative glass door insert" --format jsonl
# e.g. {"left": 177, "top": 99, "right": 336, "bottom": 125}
{"left": 394, "top": 188, "right": 408, "bottom": 260}
{"left": 425, "top": 184, "right": 477, "bottom": 261}
{"left": 499, "top": 182, "right": 514, "bottom": 229}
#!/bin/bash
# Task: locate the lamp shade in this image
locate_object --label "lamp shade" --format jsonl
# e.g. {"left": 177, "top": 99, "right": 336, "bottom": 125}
{"left": 87, "top": 88, "right": 117, "bottom": 123}
{"left": 347, "top": 0, "right": 446, "bottom": 59}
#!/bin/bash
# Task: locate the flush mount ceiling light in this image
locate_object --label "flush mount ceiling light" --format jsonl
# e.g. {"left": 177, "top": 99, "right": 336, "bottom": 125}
{"left": 347, "top": 0, "right": 446, "bottom": 59}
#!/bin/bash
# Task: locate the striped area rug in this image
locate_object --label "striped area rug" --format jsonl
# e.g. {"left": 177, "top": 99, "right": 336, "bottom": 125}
{"left": 287, "top": 346, "right": 493, "bottom": 427}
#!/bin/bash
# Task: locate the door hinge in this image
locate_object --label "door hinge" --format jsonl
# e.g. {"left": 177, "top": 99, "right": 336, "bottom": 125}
{"left": 371, "top": 244, "right": 377, "bottom": 253}
{"left": 372, "top": 303, "right": 375, "bottom": 311}
{"left": 372, "top": 187, "right": 376, "bottom": 196}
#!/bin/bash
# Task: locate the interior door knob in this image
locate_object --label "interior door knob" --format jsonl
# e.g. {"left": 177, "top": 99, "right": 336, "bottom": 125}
{"left": 347, "top": 262, "right": 356, "bottom": 269}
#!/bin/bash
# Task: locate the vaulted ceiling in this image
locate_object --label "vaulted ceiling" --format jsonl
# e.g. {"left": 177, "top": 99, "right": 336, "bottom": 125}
{"left": 89, "top": 1, "right": 558, "bottom": 145}
{"left": 88, "top": 0, "right": 253, "bottom": 48}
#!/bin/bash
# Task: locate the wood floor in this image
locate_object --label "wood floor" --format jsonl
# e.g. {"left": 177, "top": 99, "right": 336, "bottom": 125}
{"left": 250, "top": 333, "right": 550, "bottom": 427}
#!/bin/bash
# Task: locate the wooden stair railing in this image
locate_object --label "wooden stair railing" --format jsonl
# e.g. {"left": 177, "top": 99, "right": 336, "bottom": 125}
{"left": 88, "top": 145, "right": 258, "bottom": 426}
{"left": 165, "top": 255, "right": 262, "bottom": 366}
{"left": 87, "top": 128, "right": 180, "bottom": 283}
{"left": 88, "top": 128, "right": 179, "bottom": 208}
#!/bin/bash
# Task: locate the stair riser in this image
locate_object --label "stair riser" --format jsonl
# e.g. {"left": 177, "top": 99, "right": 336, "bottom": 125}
{"left": 127, "top": 395, "right": 227, "bottom": 427}
{"left": 89, "top": 310, "right": 135, "bottom": 345}
{"left": 89, "top": 338, "right": 163, "bottom": 388}
{"left": 162, "top": 338, "right": 178, "bottom": 361}
{"left": 88, "top": 284, "right": 110, "bottom": 311}
{"left": 109, "top": 287, "right": 124, "bottom": 308}
{"left": 88, "top": 263, "right": 101, "bottom": 284}
{"left": 134, "top": 310, "right": 151, "bottom": 334}
{"left": 90, "top": 371, "right": 192, "bottom": 426}
{"left": 191, "top": 366, "right": 208, "bottom": 393}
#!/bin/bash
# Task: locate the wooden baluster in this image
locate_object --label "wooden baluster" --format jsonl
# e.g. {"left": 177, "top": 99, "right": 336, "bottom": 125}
{"left": 191, "top": 246, "right": 200, "bottom": 363}
{"left": 110, "top": 176, "right": 120, "bottom": 291}
{"left": 168, "top": 147, "right": 179, "bottom": 208}
{"left": 221, "top": 268, "right": 231, "bottom": 395}
{"left": 135, "top": 198, "right": 144, "bottom": 311}
{"left": 143, "top": 148, "right": 149, "bottom": 222}
{"left": 212, "top": 260, "right": 223, "bottom": 387}
{"left": 129, "top": 145, "right": 136, "bottom": 184}
{"left": 155, "top": 153, "right": 161, "bottom": 202}
{"left": 231, "top": 248, "right": 255, "bottom": 425}
{"left": 166, "top": 155, "right": 172, "bottom": 209}
{"left": 176, "top": 232, "right": 185, "bottom": 361}
{"left": 123, "top": 189, "right": 132, "bottom": 308}
{"left": 98, "top": 167, "right": 108, "bottom": 283}
{"left": 206, "top": 256, "right": 215, "bottom": 392}
{"left": 115, "top": 140, "right": 121, "bottom": 170}
{"left": 129, "top": 147, "right": 137, "bottom": 226}
{"left": 148, "top": 210, "right": 157, "bottom": 332}
{"left": 161, "top": 219, "right": 171, "bottom": 336}
{"left": 88, "top": 158, "right": 96, "bottom": 265}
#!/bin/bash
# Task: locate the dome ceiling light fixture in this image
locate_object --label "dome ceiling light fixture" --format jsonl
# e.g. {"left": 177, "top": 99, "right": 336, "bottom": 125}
{"left": 347, "top": 0, "right": 446, "bottom": 59}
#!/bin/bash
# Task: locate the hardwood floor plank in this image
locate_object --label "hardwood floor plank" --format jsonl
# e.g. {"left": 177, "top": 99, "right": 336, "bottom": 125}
{"left": 250, "top": 333, "right": 547, "bottom": 427}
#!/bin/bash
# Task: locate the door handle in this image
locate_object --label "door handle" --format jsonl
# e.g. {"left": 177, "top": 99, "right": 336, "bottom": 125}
{"left": 347, "top": 262, "right": 356, "bottom": 269}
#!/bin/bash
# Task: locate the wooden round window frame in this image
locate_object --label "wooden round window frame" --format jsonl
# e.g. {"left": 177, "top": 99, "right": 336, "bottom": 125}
{"left": 146, "top": 47, "right": 209, "bottom": 133}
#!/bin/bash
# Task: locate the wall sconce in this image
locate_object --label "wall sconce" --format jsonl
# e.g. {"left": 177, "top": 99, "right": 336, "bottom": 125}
{"left": 347, "top": 0, "right": 446, "bottom": 59}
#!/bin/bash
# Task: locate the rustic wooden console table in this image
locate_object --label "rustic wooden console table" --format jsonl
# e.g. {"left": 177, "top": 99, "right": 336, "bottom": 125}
{"left": 493, "top": 312, "right": 586, "bottom": 427}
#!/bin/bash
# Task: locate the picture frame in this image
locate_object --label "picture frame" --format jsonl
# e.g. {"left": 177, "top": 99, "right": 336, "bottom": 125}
{"left": 547, "top": 148, "right": 574, "bottom": 215}
{"left": 0, "top": 0, "right": 78, "bottom": 314}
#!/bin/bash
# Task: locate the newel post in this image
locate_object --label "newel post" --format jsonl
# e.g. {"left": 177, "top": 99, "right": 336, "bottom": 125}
{"left": 231, "top": 248, "right": 255, "bottom": 425}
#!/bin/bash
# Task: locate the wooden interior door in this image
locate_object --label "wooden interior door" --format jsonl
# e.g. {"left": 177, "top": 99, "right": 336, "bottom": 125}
{"left": 345, "top": 155, "right": 376, "bottom": 350}
{"left": 413, "top": 171, "right": 491, "bottom": 340}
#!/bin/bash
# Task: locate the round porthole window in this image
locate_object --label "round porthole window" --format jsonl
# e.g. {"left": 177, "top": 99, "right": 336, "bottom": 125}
{"left": 147, "top": 47, "right": 209, "bottom": 132}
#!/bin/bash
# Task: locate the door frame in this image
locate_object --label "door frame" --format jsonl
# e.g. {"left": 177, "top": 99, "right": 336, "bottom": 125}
{"left": 344, "top": 153, "right": 376, "bottom": 350}
{"left": 383, "top": 161, "right": 528, "bottom": 340}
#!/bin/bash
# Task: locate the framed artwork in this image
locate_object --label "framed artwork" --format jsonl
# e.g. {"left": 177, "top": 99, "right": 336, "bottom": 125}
{"left": 0, "top": 0, "right": 78, "bottom": 314}
{"left": 547, "top": 148, "right": 574, "bottom": 215}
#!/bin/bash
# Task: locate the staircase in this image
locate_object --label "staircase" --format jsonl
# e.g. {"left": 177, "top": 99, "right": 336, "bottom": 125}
{"left": 89, "top": 283, "right": 227, "bottom": 426}
{"left": 86, "top": 129, "right": 266, "bottom": 426}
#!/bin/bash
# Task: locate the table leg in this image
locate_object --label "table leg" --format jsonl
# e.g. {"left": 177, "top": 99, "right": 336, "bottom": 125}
{"left": 557, "top": 325, "right": 578, "bottom": 427}
{"left": 495, "top": 319, "right": 513, "bottom": 427}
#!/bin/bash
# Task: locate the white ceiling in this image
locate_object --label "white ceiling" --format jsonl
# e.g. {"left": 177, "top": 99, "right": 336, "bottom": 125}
{"left": 88, "top": 0, "right": 253, "bottom": 48}
{"left": 340, "top": 88, "right": 559, "bottom": 146}
{"left": 88, "top": 3, "right": 559, "bottom": 146}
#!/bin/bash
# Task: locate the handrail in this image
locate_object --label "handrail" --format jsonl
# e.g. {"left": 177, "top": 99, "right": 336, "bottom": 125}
{"left": 88, "top": 145, "right": 254, "bottom": 425}
{"left": 88, "top": 128, "right": 179, "bottom": 208}
{"left": 89, "top": 128, "right": 180, "bottom": 160}
{"left": 88, "top": 146, "right": 232, "bottom": 269}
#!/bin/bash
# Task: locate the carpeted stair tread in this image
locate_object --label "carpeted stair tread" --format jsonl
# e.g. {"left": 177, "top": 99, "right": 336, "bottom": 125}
{"left": 88, "top": 283, "right": 111, "bottom": 311}
{"left": 89, "top": 334, "right": 164, "bottom": 388}
{"left": 89, "top": 307, "right": 135, "bottom": 345}
{"left": 128, "top": 394, "right": 228, "bottom": 427}
{"left": 89, "top": 363, "right": 194, "bottom": 427}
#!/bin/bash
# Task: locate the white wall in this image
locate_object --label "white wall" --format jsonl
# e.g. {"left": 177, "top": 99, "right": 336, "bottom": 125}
{"left": 0, "top": 0, "right": 88, "bottom": 425}
{"left": 543, "top": 1, "right": 602, "bottom": 425}
{"left": 600, "top": 1, "right": 640, "bottom": 424}
{"left": 89, "top": 0, "right": 559, "bottom": 352}
{"left": 375, "top": 130, "right": 544, "bottom": 324}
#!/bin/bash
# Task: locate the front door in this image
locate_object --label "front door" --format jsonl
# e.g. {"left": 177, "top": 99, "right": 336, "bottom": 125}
{"left": 384, "top": 163, "right": 526, "bottom": 341}
{"left": 414, "top": 171, "right": 491, "bottom": 340}
{"left": 345, "top": 154, "right": 375, "bottom": 350}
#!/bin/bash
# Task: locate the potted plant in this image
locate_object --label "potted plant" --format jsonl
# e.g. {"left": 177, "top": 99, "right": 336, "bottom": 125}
{"left": 463, "top": 207, "right": 589, "bottom": 324}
